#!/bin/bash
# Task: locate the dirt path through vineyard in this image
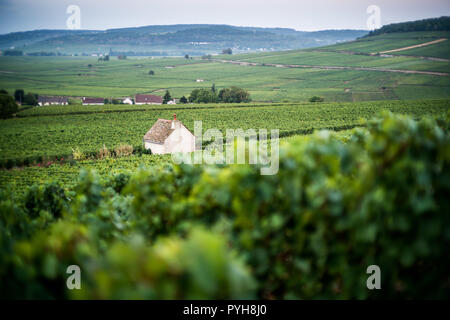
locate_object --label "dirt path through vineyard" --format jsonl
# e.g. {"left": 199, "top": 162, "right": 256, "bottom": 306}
{"left": 214, "top": 59, "right": 449, "bottom": 76}
{"left": 377, "top": 38, "right": 447, "bottom": 54}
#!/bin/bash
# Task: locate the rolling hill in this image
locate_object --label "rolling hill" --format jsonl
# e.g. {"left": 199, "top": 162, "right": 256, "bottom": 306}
{"left": 0, "top": 24, "right": 367, "bottom": 56}
{"left": 0, "top": 17, "right": 449, "bottom": 103}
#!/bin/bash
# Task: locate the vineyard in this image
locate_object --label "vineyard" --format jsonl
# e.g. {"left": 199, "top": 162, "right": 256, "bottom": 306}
{"left": 1, "top": 54, "right": 450, "bottom": 103}
{"left": 0, "top": 99, "right": 448, "bottom": 168}
{"left": 0, "top": 154, "right": 171, "bottom": 192}
{"left": 0, "top": 25, "right": 450, "bottom": 301}
{"left": 0, "top": 112, "right": 449, "bottom": 299}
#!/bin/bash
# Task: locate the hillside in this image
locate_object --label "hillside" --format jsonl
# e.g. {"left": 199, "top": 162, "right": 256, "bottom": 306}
{"left": 319, "top": 31, "right": 450, "bottom": 59}
{"left": 317, "top": 17, "right": 450, "bottom": 59}
{"left": 0, "top": 24, "right": 367, "bottom": 56}
{"left": 0, "top": 24, "right": 448, "bottom": 103}
{"left": 365, "top": 16, "right": 450, "bottom": 37}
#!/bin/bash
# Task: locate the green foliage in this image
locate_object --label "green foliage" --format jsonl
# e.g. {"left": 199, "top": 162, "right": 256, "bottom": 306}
{"left": 0, "top": 113, "right": 448, "bottom": 299}
{"left": 2, "top": 49, "right": 23, "bottom": 56}
{"left": 14, "top": 89, "right": 24, "bottom": 103}
{"left": 189, "top": 88, "right": 218, "bottom": 103}
{"left": 23, "top": 182, "right": 68, "bottom": 219}
{"left": 366, "top": 16, "right": 450, "bottom": 37}
{"left": 0, "top": 99, "right": 448, "bottom": 165}
{"left": 68, "top": 98, "right": 81, "bottom": 105}
{"left": 163, "top": 90, "right": 172, "bottom": 104}
{"left": 179, "top": 96, "right": 188, "bottom": 104}
{"left": 218, "top": 86, "right": 251, "bottom": 103}
{"left": 0, "top": 94, "right": 18, "bottom": 119}
{"left": 309, "top": 96, "right": 324, "bottom": 102}
{"left": 23, "top": 93, "right": 38, "bottom": 106}
{"left": 188, "top": 86, "right": 251, "bottom": 103}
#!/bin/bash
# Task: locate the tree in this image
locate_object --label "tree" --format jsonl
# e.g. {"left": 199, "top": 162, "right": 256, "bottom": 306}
{"left": 180, "top": 96, "right": 188, "bottom": 104}
{"left": 184, "top": 54, "right": 190, "bottom": 59}
{"left": 189, "top": 89, "right": 200, "bottom": 103}
{"left": 309, "top": 96, "right": 324, "bottom": 103}
{"left": 3, "top": 50, "right": 23, "bottom": 56}
{"left": 218, "top": 87, "right": 251, "bottom": 103}
{"left": 149, "top": 70, "right": 155, "bottom": 75}
{"left": 0, "top": 94, "right": 18, "bottom": 119}
{"left": 163, "top": 90, "right": 172, "bottom": 104}
{"left": 189, "top": 88, "right": 218, "bottom": 103}
{"left": 23, "top": 93, "right": 38, "bottom": 106}
{"left": 0, "top": 89, "right": 8, "bottom": 95}
{"left": 211, "top": 83, "right": 216, "bottom": 94}
{"left": 14, "top": 89, "right": 25, "bottom": 103}
{"left": 222, "top": 48, "right": 233, "bottom": 55}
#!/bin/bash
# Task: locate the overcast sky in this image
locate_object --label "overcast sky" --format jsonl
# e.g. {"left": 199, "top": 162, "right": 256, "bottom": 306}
{"left": 1, "top": 0, "right": 449, "bottom": 34}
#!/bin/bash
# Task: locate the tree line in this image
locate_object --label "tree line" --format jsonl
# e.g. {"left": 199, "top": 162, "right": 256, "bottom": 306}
{"left": 178, "top": 84, "right": 251, "bottom": 104}
{"left": 366, "top": 16, "right": 450, "bottom": 37}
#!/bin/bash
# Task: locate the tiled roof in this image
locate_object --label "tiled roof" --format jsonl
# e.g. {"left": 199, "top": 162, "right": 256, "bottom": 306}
{"left": 135, "top": 94, "right": 163, "bottom": 104}
{"left": 143, "top": 119, "right": 175, "bottom": 144}
{"left": 38, "top": 96, "right": 69, "bottom": 103}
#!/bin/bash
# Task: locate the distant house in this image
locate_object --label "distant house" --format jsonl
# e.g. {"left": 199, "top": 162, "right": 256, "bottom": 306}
{"left": 167, "top": 99, "right": 177, "bottom": 105}
{"left": 196, "top": 79, "right": 204, "bottom": 82}
{"left": 37, "top": 96, "right": 69, "bottom": 106}
{"left": 122, "top": 97, "right": 133, "bottom": 105}
{"left": 82, "top": 97, "right": 104, "bottom": 105}
{"left": 143, "top": 114, "right": 196, "bottom": 154}
{"left": 135, "top": 94, "right": 163, "bottom": 105}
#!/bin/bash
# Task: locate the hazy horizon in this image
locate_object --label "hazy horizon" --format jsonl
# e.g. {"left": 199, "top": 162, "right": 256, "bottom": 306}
{"left": 1, "top": 0, "right": 450, "bottom": 34}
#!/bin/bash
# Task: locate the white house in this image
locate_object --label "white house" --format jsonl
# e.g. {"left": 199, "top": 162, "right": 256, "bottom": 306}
{"left": 38, "top": 96, "right": 69, "bottom": 106}
{"left": 122, "top": 97, "right": 133, "bottom": 105}
{"left": 143, "top": 115, "right": 196, "bottom": 154}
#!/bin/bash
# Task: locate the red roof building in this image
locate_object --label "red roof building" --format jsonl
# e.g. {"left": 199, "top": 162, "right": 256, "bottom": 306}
{"left": 135, "top": 94, "right": 163, "bottom": 105}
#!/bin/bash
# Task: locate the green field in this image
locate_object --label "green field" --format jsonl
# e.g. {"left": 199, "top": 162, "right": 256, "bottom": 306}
{"left": 1, "top": 99, "right": 448, "bottom": 165}
{"left": 218, "top": 48, "right": 450, "bottom": 72}
{"left": 1, "top": 112, "right": 449, "bottom": 299}
{"left": 321, "top": 31, "right": 450, "bottom": 57}
{"left": 1, "top": 33, "right": 449, "bottom": 103}
{"left": 1, "top": 29, "right": 450, "bottom": 300}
